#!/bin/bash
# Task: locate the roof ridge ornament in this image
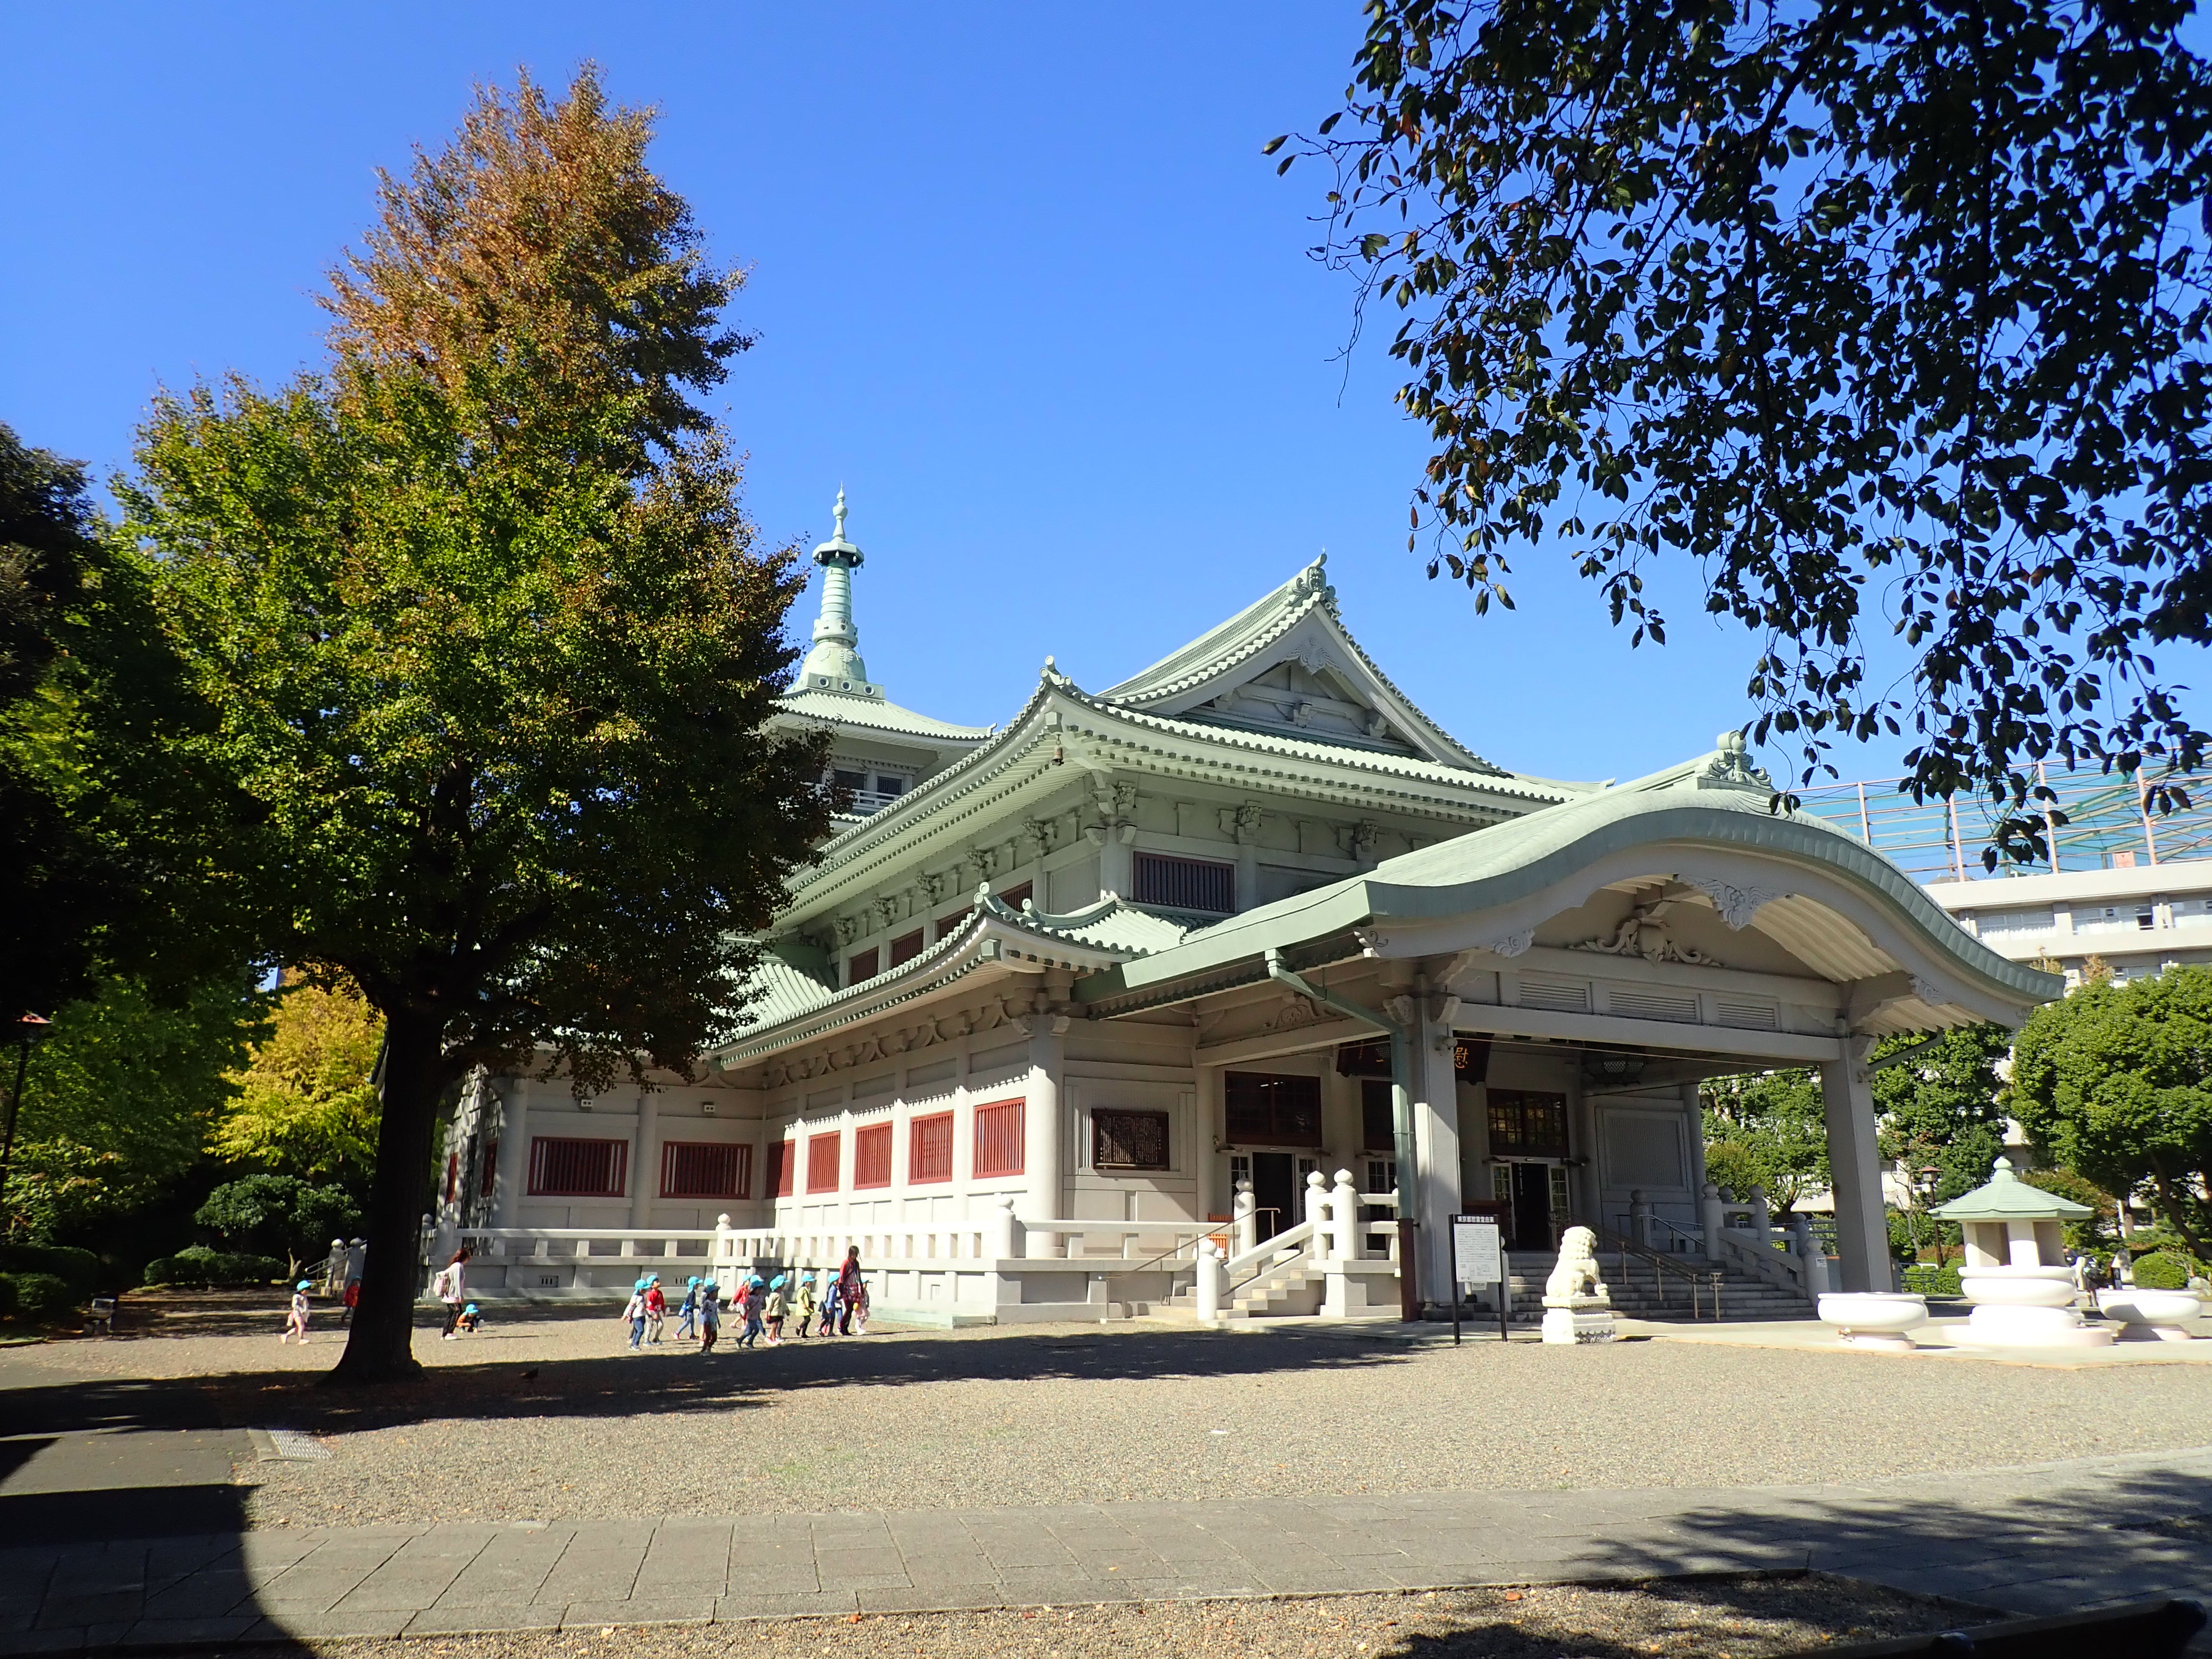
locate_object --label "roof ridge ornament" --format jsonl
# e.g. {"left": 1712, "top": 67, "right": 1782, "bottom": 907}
{"left": 1696, "top": 730, "right": 1774, "bottom": 792}
{"left": 799, "top": 488, "right": 875, "bottom": 693}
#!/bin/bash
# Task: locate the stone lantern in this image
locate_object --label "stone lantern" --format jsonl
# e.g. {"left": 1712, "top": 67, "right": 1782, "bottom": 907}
{"left": 1932, "top": 1158, "right": 2112, "bottom": 1349}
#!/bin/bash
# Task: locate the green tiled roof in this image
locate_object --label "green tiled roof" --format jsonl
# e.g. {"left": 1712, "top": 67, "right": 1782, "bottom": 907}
{"left": 777, "top": 686, "right": 994, "bottom": 743}
{"left": 1932, "top": 1158, "right": 2093, "bottom": 1222}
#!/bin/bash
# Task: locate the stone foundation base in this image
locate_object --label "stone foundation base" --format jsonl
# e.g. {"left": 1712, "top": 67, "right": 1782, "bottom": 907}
{"left": 1541, "top": 1305, "right": 1617, "bottom": 1345}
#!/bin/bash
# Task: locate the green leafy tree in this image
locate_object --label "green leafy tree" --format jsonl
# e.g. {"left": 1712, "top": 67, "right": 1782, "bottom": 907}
{"left": 1701, "top": 1069, "right": 1828, "bottom": 1212}
{"left": 1874, "top": 1024, "right": 2011, "bottom": 1208}
{"left": 3, "top": 972, "right": 265, "bottom": 1244}
{"left": 1279, "top": 1, "right": 2212, "bottom": 842}
{"left": 195, "top": 1175, "right": 360, "bottom": 1270}
{"left": 211, "top": 977, "right": 383, "bottom": 1190}
{"left": 112, "top": 68, "right": 832, "bottom": 1381}
{"left": 2010, "top": 967, "right": 2212, "bottom": 1261}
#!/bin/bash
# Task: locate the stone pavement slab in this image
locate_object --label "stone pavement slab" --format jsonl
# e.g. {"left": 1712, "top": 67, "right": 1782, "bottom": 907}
{"left": 2, "top": 1444, "right": 2210, "bottom": 1652}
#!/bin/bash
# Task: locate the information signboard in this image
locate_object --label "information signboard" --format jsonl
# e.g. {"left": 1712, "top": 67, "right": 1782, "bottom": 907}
{"left": 1449, "top": 1212, "right": 1509, "bottom": 1344}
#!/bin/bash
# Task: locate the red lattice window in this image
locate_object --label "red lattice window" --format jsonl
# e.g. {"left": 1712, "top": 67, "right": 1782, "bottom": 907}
{"left": 889, "top": 929, "right": 925, "bottom": 967}
{"left": 847, "top": 948, "right": 879, "bottom": 985}
{"left": 445, "top": 1151, "right": 459, "bottom": 1204}
{"left": 999, "top": 881, "right": 1032, "bottom": 910}
{"left": 853, "top": 1124, "right": 893, "bottom": 1189}
{"left": 973, "top": 1098, "right": 1025, "bottom": 1178}
{"left": 936, "top": 912, "right": 967, "bottom": 941}
{"left": 806, "top": 1130, "right": 842, "bottom": 1194}
{"left": 661, "top": 1141, "right": 751, "bottom": 1199}
{"left": 479, "top": 1140, "right": 499, "bottom": 1197}
{"left": 769, "top": 1140, "right": 794, "bottom": 1197}
{"left": 910, "top": 1112, "right": 954, "bottom": 1183}
{"left": 528, "top": 1137, "right": 627, "bottom": 1197}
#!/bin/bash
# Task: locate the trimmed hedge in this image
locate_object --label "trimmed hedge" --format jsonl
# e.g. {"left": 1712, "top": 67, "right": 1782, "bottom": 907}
{"left": 0, "top": 1244, "right": 101, "bottom": 1299}
{"left": 2130, "top": 1251, "right": 2193, "bottom": 1290}
{"left": 142, "top": 1246, "right": 288, "bottom": 1288}
{"left": 0, "top": 1272, "right": 78, "bottom": 1322}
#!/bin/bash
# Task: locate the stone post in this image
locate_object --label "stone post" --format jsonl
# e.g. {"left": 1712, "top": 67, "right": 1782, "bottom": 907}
{"left": 1232, "top": 1180, "right": 1257, "bottom": 1258}
{"left": 714, "top": 1211, "right": 734, "bottom": 1296}
{"left": 1629, "top": 1190, "right": 1653, "bottom": 1250}
{"left": 1749, "top": 1185, "right": 1772, "bottom": 1245}
{"left": 628, "top": 1091, "right": 657, "bottom": 1232}
{"left": 988, "top": 1194, "right": 1019, "bottom": 1261}
{"left": 1194, "top": 1239, "right": 1222, "bottom": 1324}
{"left": 1303, "top": 1168, "right": 1329, "bottom": 1257}
{"left": 324, "top": 1238, "right": 346, "bottom": 1296}
{"left": 1412, "top": 992, "right": 1464, "bottom": 1307}
{"left": 1792, "top": 1213, "right": 1829, "bottom": 1297}
{"left": 1819, "top": 1039, "right": 1895, "bottom": 1294}
{"left": 1700, "top": 1182, "right": 1726, "bottom": 1261}
{"left": 1331, "top": 1168, "right": 1360, "bottom": 1261}
{"left": 492, "top": 1085, "right": 530, "bottom": 1227}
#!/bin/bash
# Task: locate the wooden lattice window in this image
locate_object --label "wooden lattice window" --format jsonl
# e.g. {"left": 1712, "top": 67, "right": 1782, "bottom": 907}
{"left": 661, "top": 1141, "right": 750, "bottom": 1199}
{"left": 909, "top": 1112, "right": 954, "bottom": 1183}
{"left": 1223, "top": 1072, "right": 1322, "bottom": 1146}
{"left": 847, "top": 948, "right": 879, "bottom": 985}
{"left": 445, "top": 1151, "right": 459, "bottom": 1204}
{"left": 1092, "top": 1109, "right": 1170, "bottom": 1171}
{"left": 1488, "top": 1090, "right": 1569, "bottom": 1157}
{"left": 769, "top": 1140, "right": 795, "bottom": 1197}
{"left": 936, "top": 912, "right": 968, "bottom": 941}
{"left": 889, "top": 929, "right": 925, "bottom": 967}
{"left": 806, "top": 1131, "right": 842, "bottom": 1193}
{"left": 973, "top": 1099, "right": 1025, "bottom": 1178}
{"left": 998, "top": 881, "right": 1033, "bottom": 911}
{"left": 528, "top": 1137, "right": 627, "bottom": 1197}
{"left": 853, "top": 1124, "right": 893, "bottom": 1189}
{"left": 1132, "top": 853, "right": 1234, "bottom": 912}
{"left": 479, "top": 1139, "right": 499, "bottom": 1197}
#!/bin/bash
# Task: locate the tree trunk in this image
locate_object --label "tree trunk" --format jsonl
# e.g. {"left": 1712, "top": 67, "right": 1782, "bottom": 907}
{"left": 326, "top": 1006, "right": 445, "bottom": 1384}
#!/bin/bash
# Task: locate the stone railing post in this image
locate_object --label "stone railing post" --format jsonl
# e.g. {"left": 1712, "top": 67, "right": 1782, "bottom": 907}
{"left": 1195, "top": 1239, "right": 1222, "bottom": 1324}
{"left": 1700, "top": 1182, "right": 1726, "bottom": 1259}
{"left": 989, "top": 1194, "right": 1019, "bottom": 1261}
{"left": 1331, "top": 1169, "right": 1361, "bottom": 1261}
{"left": 1750, "top": 1185, "right": 1772, "bottom": 1244}
{"left": 324, "top": 1238, "right": 347, "bottom": 1295}
{"left": 1793, "top": 1214, "right": 1830, "bottom": 1296}
{"left": 1303, "top": 1170, "right": 1330, "bottom": 1260}
{"left": 1233, "top": 1179, "right": 1257, "bottom": 1258}
{"left": 714, "top": 1212, "right": 733, "bottom": 1294}
{"left": 1629, "top": 1190, "right": 1653, "bottom": 1250}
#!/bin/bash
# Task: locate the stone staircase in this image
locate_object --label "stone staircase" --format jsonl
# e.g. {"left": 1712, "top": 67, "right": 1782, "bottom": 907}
{"left": 1468, "top": 1251, "right": 1812, "bottom": 1323}
{"left": 1219, "top": 1256, "right": 1326, "bottom": 1319}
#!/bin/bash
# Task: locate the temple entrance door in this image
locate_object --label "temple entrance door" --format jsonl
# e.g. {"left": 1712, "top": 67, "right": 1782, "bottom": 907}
{"left": 1250, "top": 1153, "right": 1296, "bottom": 1242}
{"left": 1507, "top": 1162, "right": 1555, "bottom": 1251}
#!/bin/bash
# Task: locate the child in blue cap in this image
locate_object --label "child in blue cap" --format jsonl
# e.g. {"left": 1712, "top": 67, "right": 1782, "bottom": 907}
{"left": 282, "top": 1280, "right": 311, "bottom": 1344}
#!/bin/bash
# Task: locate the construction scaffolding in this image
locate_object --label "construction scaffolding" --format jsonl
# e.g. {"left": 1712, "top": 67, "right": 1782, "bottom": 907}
{"left": 1792, "top": 766, "right": 2212, "bottom": 885}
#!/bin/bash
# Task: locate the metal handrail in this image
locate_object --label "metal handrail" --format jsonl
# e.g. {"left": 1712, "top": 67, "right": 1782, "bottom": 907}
{"left": 1590, "top": 1223, "right": 1721, "bottom": 1320}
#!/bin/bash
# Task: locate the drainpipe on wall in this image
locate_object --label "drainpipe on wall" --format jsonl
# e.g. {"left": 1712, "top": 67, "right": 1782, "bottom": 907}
{"left": 1263, "top": 950, "right": 1420, "bottom": 1321}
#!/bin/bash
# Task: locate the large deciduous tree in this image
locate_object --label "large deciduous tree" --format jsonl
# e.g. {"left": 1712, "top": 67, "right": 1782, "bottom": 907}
{"left": 116, "top": 67, "right": 832, "bottom": 1381}
{"left": 1701, "top": 1068, "right": 1829, "bottom": 1212}
{"left": 210, "top": 977, "right": 384, "bottom": 1192}
{"left": 1280, "top": 0, "right": 2212, "bottom": 852}
{"left": 2010, "top": 966, "right": 2212, "bottom": 1260}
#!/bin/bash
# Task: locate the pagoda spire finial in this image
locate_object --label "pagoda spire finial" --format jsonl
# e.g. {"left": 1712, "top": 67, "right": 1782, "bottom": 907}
{"left": 800, "top": 490, "right": 873, "bottom": 692}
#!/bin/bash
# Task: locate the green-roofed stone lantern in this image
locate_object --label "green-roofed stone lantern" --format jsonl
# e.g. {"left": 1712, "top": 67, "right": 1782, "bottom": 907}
{"left": 1932, "top": 1156, "right": 2090, "bottom": 1271}
{"left": 1933, "top": 1159, "right": 2112, "bottom": 1348}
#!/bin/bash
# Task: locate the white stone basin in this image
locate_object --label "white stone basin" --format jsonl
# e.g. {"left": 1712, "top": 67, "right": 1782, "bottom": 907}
{"left": 1959, "top": 1266, "right": 2078, "bottom": 1307}
{"left": 1818, "top": 1292, "right": 1929, "bottom": 1352}
{"left": 2097, "top": 1288, "right": 2203, "bottom": 1340}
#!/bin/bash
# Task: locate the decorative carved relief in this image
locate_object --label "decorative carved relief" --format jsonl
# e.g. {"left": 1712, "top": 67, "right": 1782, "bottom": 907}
{"left": 1472, "top": 928, "right": 1534, "bottom": 958}
{"left": 1570, "top": 902, "right": 1722, "bottom": 967}
{"left": 1265, "top": 993, "right": 1323, "bottom": 1032}
{"left": 1698, "top": 730, "right": 1775, "bottom": 790}
{"left": 1340, "top": 820, "right": 1383, "bottom": 864}
{"left": 874, "top": 894, "right": 903, "bottom": 928}
{"left": 1685, "top": 877, "right": 1788, "bottom": 930}
{"left": 920, "top": 869, "right": 951, "bottom": 904}
{"left": 1220, "top": 801, "right": 1265, "bottom": 844}
{"left": 833, "top": 915, "right": 863, "bottom": 947}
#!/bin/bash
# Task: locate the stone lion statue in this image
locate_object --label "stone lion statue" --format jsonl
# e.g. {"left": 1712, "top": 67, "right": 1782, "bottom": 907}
{"left": 1543, "top": 1225, "right": 1609, "bottom": 1306}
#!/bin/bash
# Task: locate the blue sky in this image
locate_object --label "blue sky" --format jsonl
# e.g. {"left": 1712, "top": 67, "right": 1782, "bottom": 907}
{"left": 3, "top": 4, "right": 2198, "bottom": 792}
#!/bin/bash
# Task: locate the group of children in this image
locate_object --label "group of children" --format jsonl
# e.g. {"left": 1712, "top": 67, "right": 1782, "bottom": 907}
{"left": 620, "top": 1259, "right": 869, "bottom": 1355}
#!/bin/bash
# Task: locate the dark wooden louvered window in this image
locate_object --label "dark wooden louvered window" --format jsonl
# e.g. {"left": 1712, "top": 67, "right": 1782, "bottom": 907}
{"left": 1223, "top": 1073, "right": 1322, "bottom": 1147}
{"left": 479, "top": 1140, "right": 499, "bottom": 1197}
{"left": 909, "top": 1112, "right": 954, "bottom": 1183}
{"left": 528, "top": 1137, "right": 627, "bottom": 1197}
{"left": 1361, "top": 1079, "right": 1395, "bottom": 1152}
{"left": 889, "top": 929, "right": 925, "bottom": 967}
{"left": 936, "top": 912, "right": 968, "bottom": 941}
{"left": 661, "top": 1141, "right": 750, "bottom": 1199}
{"left": 769, "top": 1140, "right": 794, "bottom": 1197}
{"left": 973, "top": 1099, "right": 1025, "bottom": 1178}
{"left": 998, "top": 881, "right": 1032, "bottom": 911}
{"left": 1132, "top": 853, "right": 1234, "bottom": 911}
{"left": 1092, "top": 1110, "right": 1170, "bottom": 1171}
{"left": 847, "top": 948, "right": 879, "bottom": 985}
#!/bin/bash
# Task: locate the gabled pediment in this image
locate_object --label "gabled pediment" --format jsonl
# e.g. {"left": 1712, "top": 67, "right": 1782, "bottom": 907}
{"left": 1093, "top": 555, "right": 1505, "bottom": 774}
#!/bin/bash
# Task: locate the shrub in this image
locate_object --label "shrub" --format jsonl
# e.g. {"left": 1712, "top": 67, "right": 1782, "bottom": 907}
{"left": 1, "top": 1272, "right": 79, "bottom": 1322}
{"left": 0, "top": 1244, "right": 101, "bottom": 1298}
{"left": 141, "top": 1246, "right": 286, "bottom": 1288}
{"left": 2130, "top": 1252, "right": 2192, "bottom": 1290}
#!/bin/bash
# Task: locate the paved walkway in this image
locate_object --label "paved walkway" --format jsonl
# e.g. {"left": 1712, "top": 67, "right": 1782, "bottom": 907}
{"left": 4, "top": 1444, "right": 2210, "bottom": 1651}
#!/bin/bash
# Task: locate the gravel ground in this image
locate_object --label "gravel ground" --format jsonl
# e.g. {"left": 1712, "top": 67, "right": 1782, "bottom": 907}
{"left": 7, "top": 1294, "right": 2212, "bottom": 1532}
{"left": 157, "top": 1577, "right": 1974, "bottom": 1658}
